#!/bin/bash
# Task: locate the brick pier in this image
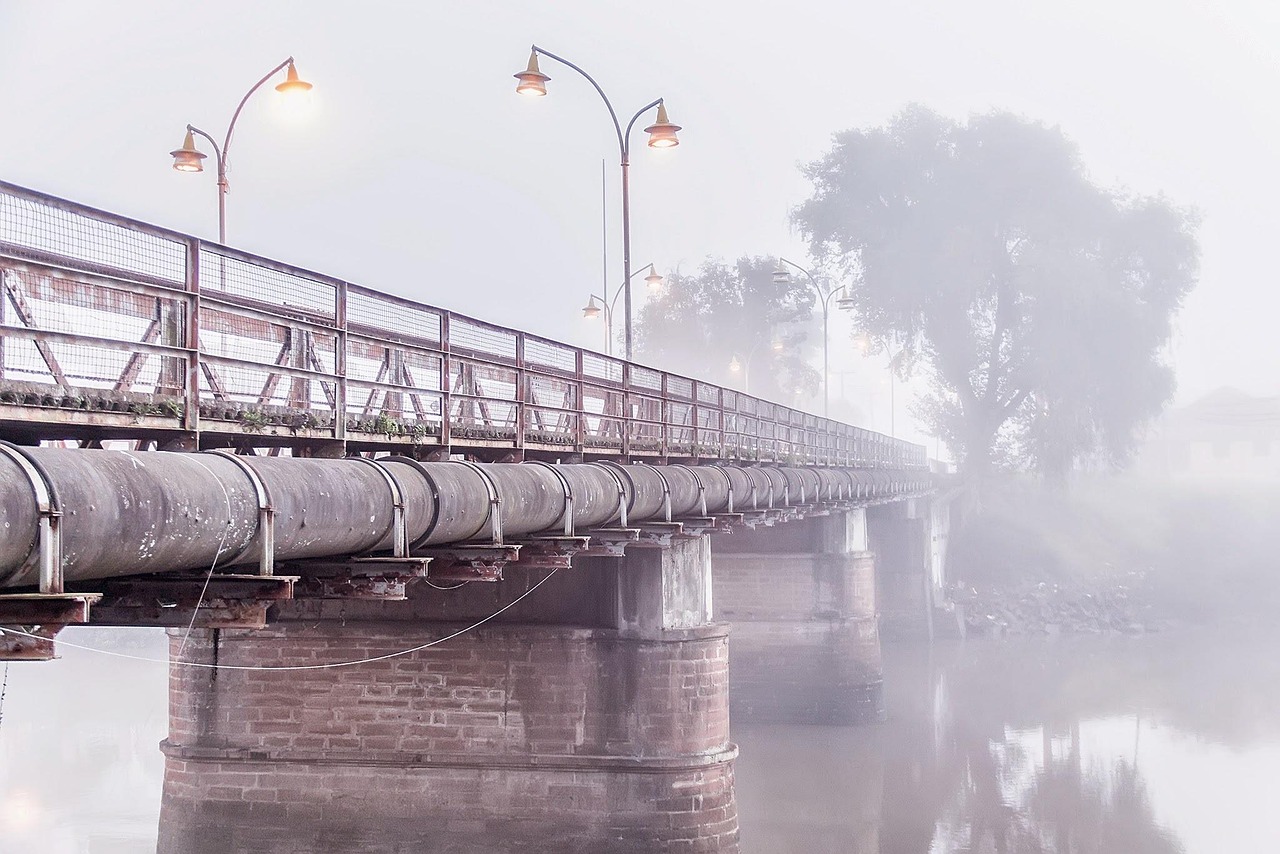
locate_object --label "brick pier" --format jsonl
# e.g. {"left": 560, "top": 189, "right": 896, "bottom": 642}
{"left": 159, "top": 537, "right": 739, "bottom": 853}
{"left": 712, "top": 508, "right": 884, "bottom": 724}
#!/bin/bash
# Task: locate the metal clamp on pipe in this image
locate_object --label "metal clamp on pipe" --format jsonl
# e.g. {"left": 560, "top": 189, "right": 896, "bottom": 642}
{"left": 348, "top": 456, "right": 409, "bottom": 557}
{"left": 386, "top": 456, "right": 443, "bottom": 550}
{"left": 453, "top": 461, "right": 503, "bottom": 546}
{"left": 753, "top": 466, "right": 776, "bottom": 509}
{"left": 207, "top": 450, "right": 275, "bottom": 576}
{"left": 707, "top": 465, "right": 734, "bottom": 513}
{"left": 590, "top": 461, "right": 630, "bottom": 528}
{"left": 0, "top": 441, "right": 63, "bottom": 594}
{"left": 670, "top": 464, "right": 708, "bottom": 517}
{"left": 525, "top": 460, "right": 574, "bottom": 536}
{"left": 633, "top": 462, "right": 672, "bottom": 522}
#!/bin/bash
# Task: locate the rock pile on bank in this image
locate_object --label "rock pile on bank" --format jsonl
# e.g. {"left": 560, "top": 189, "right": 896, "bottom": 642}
{"left": 956, "top": 571, "right": 1167, "bottom": 636}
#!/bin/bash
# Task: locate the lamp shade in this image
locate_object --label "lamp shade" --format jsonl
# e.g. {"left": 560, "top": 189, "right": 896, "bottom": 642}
{"left": 644, "top": 103, "right": 681, "bottom": 148}
{"left": 274, "top": 61, "right": 313, "bottom": 94}
{"left": 772, "top": 264, "right": 791, "bottom": 285}
{"left": 644, "top": 265, "right": 663, "bottom": 290}
{"left": 582, "top": 297, "right": 602, "bottom": 319}
{"left": 515, "top": 51, "right": 551, "bottom": 96}
{"left": 170, "top": 130, "right": 207, "bottom": 173}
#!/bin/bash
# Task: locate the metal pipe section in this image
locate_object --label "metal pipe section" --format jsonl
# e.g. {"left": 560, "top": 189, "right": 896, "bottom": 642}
{"left": 0, "top": 448, "right": 930, "bottom": 589}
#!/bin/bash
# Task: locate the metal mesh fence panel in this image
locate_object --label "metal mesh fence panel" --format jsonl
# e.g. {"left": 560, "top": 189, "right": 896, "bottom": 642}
{"left": 0, "top": 189, "right": 187, "bottom": 284}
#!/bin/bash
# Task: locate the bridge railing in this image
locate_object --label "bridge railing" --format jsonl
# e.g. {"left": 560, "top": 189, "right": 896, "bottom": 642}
{"left": 0, "top": 181, "right": 928, "bottom": 469}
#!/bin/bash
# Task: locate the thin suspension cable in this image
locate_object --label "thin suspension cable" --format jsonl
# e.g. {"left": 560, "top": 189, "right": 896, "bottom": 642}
{"left": 0, "top": 567, "right": 561, "bottom": 673}
{"left": 0, "top": 662, "right": 8, "bottom": 731}
{"left": 175, "top": 455, "right": 237, "bottom": 659}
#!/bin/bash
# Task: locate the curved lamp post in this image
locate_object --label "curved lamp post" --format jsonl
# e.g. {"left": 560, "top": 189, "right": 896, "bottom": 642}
{"left": 581, "top": 264, "right": 663, "bottom": 355}
{"left": 516, "top": 46, "right": 680, "bottom": 361}
{"left": 729, "top": 338, "right": 784, "bottom": 394}
{"left": 856, "top": 332, "right": 906, "bottom": 438}
{"left": 773, "top": 258, "right": 853, "bottom": 417}
{"left": 169, "top": 57, "right": 313, "bottom": 244}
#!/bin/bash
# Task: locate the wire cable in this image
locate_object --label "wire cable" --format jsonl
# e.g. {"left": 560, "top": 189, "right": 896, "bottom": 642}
{"left": 175, "top": 455, "right": 236, "bottom": 661}
{"left": 0, "top": 566, "right": 559, "bottom": 673}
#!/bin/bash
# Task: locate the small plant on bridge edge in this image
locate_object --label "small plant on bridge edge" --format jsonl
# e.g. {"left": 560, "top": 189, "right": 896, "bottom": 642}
{"left": 238, "top": 408, "right": 268, "bottom": 433}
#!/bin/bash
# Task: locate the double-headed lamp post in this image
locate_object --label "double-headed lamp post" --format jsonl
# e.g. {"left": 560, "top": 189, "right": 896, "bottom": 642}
{"left": 169, "top": 57, "right": 313, "bottom": 244}
{"left": 773, "top": 258, "right": 853, "bottom": 417}
{"left": 581, "top": 264, "right": 663, "bottom": 355}
{"left": 729, "top": 338, "right": 784, "bottom": 394}
{"left": 515, "top": 46, "right": 681, "bottom": 362}
{"left": 856, "top": 332, "right": 905, "bottom": 438}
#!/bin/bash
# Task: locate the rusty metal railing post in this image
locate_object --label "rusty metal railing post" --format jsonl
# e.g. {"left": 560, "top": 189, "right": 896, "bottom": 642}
{"left": 334, "top": 279, "right": 348, "bottom": 443}
{"left": 439, "top": 312, "right": 452, "bottom": 449}
{"left": 514, "top": 332, "right": 526, "bottom": 452}
{"left": 184, "top": 239, "right": 202, "bottom": 434}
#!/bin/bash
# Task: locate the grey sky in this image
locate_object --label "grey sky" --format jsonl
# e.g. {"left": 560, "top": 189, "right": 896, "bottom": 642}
{"left": 2, "top": 0, "right": 1276, "bottom": 446}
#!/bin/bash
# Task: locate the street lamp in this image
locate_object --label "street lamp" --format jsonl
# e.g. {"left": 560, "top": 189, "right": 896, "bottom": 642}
{"left": 169, "top": 57, "right": 313, "bottom": 244}
{"left": 515, "top": 46, "right": 680, "bottom": 361}
{"left": 773, "top": 258, "right": 851, "bottom": 417}
{"left": 581, "top": 264, "right": 663, "bottom": 355}
{"left": 729, "top": 338, "right": 784, "bottom": 394}
{"left": 856, "top": 333, "right": 907, "bottom": 438}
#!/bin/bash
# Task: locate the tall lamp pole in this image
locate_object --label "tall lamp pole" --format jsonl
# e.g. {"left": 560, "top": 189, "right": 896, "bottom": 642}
{"left": 856, "top": 333, "right": 906, "bottom": 438}
{"left": 581, "top": 264, "right": 663, "bottom": 355}
{"left": 729, "top": 337, "right": 784, "bottom": 394}
{"left": 515, "top": 46, "right": 681, "bottom": 361}
{"left": 773, "top": 258, "right": 853, "bottom": 417}
{"left": 169, "top": 57, "right": 313, "bottom": 244}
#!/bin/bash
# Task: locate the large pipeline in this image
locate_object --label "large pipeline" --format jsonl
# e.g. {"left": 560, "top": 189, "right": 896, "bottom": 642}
{"left": 0, "top": 448, "right": 930, "bottom": 589}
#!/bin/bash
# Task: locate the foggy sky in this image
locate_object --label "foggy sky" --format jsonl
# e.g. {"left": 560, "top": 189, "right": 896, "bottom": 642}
{"left": 2, "top": 0, "right": 1276, "bottom": 448}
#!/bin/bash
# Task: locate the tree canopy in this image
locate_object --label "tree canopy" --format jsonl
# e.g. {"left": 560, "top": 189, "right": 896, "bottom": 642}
{"left": 794, "top": 106, "right": 1200, "bottom": 478}
{"left": 635, "top": 256, "right": 819, "bottom": 403}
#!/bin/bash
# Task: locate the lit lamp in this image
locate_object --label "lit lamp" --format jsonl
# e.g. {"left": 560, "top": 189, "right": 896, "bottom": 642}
{"left": 644, "top": 104, "right": 681, "bottom": 148}
{"left": 169, "top": 56, "right": 313, "bottom": 244}
{"left": 514, "top": 51, "right": 551, "bottom": 96}
{"left": 582, "top": 296, "right": 603, "bottom": 320}
{"left": 729, "top": 356, "right": 742, "bottom": 373}
{"left": 169, "top": 130, "right": 207, "bottom": 173}
{"left": 515, "top": 44, "right": 682, "bottom": 360}
{"left": 274, "top": 61, "right": 313, "bottom": 95}
{"left": 643, "top": 264, "right": 664, "bottom": 291}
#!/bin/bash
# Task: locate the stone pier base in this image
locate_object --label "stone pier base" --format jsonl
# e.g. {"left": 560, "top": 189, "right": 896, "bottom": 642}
{"left": 713, "top": 510, "right": 884, "bottom": 725}
{"left": 159, "top": 545, "right": 739, "bottom": 853}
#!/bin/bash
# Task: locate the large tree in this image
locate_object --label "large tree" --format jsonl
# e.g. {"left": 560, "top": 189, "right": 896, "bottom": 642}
{"left": 635, "top": 256, "right": 819, "bottom": 403}
{"left": 795, "top": 106, "right": 1199, "bottom": 479}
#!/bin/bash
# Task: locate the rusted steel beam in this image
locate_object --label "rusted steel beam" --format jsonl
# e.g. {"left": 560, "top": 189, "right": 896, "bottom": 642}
{"left": 284, "top": 556, "right": 431, "bottom": 601}
{"left": 0, "top": 592, "right": 98, "bottom": 624}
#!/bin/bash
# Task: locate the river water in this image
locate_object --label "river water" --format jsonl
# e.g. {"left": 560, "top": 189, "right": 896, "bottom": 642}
{"left": 2, "top": 627, "right": 1277, "bottom": 853}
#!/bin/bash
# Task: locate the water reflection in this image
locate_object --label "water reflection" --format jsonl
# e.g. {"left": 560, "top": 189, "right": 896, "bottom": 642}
{"left": 0, "top": 627, "right": 168, "bottom": 854}
{"left": 3, "top": 629, "right": 1279, "bottom": 852}
{"left": 736, "top": 630, "right": 1280, "bottom": 854}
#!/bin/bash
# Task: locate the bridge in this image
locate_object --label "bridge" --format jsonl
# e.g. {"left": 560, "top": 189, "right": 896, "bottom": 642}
{"left": 0, "top": 181, "right": 953, "bottom": 852}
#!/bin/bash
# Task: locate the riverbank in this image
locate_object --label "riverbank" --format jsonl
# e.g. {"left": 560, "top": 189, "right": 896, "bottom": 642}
{"left": 947, "top": 474, "right": 1280, "bottom": 635}
{"left": 956, "top": 572, "right": 1172, "bottom": 636}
